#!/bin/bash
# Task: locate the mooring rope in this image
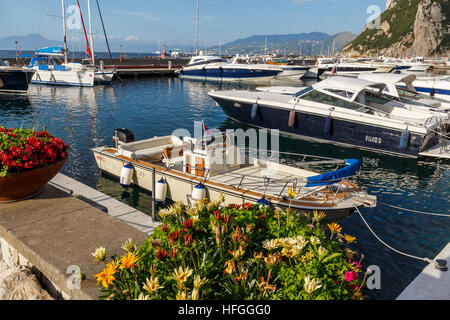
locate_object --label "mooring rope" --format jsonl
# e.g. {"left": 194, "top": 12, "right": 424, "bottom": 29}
{"left": 378, "top": 200, "right": 450, "bottom": 218}
{"left": 353, "top": 205, "right": 446, "bottom": 270}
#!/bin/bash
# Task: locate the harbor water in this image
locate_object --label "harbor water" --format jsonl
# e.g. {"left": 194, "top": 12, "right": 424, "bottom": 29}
{"left": 0, "top": 77, "right": 449, "bottom": 300}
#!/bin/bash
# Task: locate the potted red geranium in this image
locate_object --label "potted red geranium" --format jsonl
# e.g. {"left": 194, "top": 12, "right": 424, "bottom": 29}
{"left": 0, "top": 126, "right": 69, "bottom": 202}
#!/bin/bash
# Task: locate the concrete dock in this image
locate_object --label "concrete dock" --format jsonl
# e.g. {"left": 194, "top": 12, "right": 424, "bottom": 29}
{"left": 397, "top": 242, "right": 450, "bottom": 300}
{"left": 0, "top": 174, "right": 159, "bottom": 299}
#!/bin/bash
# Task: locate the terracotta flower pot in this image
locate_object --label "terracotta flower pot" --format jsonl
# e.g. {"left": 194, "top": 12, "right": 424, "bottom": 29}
{"left": 0, "top": 156, "right": 68, "bottom": 202}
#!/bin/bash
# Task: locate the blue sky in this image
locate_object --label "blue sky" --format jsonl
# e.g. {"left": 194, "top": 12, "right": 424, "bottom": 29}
{"left": 0, "top": 0, "right": 386, "bottom": 50}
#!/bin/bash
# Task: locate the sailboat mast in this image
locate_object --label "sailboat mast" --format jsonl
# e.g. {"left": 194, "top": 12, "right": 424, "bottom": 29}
{"left": 195, "top": 0, "right": 199, "bottom": 55}
{"left": 62, "top": 0, "right": 68, "bottom": 64}
{"left": 87, "top": 0, "right": 95, "bottom": 65}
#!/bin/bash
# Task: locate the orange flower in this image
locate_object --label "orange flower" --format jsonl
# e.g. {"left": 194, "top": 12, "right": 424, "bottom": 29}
{"left": 94, "top": 262, "right": 117, "bottom": 288}
{"left": 120, "top": 252, "right": 139, "bottom": 270}
{"left": 328, "top": 222, "right": 342, "bottom": 234}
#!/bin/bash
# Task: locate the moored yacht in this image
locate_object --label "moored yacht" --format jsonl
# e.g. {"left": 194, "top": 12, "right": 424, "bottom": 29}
{"left": 28, "top": 48, "right": 95, "bottom": 87}
{"left": 409, "top": 75, "right": 450, "bottom": 102}
{"left": 208, "top": 76, "right": 449, "bottom": 159}
{"left": 92, "top": 129, "right": 376, "bottom": 219}
{"left": 176, "top": 55, "right": 283, "bottom": 82}
{"left": 0, "top": 60, "right": 35, "bottom": 93}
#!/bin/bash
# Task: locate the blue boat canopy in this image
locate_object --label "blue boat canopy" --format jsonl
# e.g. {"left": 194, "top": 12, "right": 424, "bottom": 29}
{"left": 305, "top": 159, "right": 361, "bottom": 187}
{"left": 35, "top": 46, "right": 64, "bottom": 56}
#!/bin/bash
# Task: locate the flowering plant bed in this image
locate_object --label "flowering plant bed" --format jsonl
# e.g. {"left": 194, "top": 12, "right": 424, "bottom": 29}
{"left": 0, "top": 126, "right": 69, "bottom": 201}
{"left": 92, "top": 198, "right": 368, "bottom": 300}
{"left": 0, "top": 126, "right": 69, "bottom": 177}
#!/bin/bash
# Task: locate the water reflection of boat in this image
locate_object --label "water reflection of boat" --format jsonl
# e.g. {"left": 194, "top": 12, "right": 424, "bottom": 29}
{"left": 92, "top": 129, "right": 376, "bottom": 220}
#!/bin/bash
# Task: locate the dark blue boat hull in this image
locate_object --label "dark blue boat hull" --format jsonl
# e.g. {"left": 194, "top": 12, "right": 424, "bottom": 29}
{"left": 0, "top": 69, "right": 34, "bottom": 93}
{"left": 212, "top": 98, "right": 438, "bottom": 158}
{"left": 179, "top": 67, "right": 280, "bottom": 81}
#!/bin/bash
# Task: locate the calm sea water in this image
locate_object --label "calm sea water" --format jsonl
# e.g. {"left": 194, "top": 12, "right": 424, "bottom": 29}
{"left": 0, "top": 76, "right": 449, "bottom": 300}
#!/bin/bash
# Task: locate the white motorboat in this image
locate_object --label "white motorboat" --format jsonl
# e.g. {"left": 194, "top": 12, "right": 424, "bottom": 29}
{"left": 317, "top": 58, "right": 393, "bottom": 77}
{"left": 92, "top": 129, "right": 377, "bottom": 219}
{"left": 357, "top": 73, "right": 450, "bottom": 112}
{"left": 410, "top": 76, "right": 450, "bottom": 102}
{"left": 208, "top": 76, "right": 450, "bottom": 159}
{"left": 176, "top": 55, "right": 283, "bottom": 83}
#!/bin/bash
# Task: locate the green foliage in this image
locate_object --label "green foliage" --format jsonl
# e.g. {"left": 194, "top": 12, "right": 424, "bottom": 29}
{"left": 92, "top": 200, "right": 367, "bottom": 300}
{"left": 345, "top": 0, "right": 422, "bottom": 53}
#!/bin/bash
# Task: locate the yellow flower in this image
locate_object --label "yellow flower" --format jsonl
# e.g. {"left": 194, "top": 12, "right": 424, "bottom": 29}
{"left": 142, "top": 276, "right": 164, "bottom": 293}
{"left": 91, "top": 246, "right": 106, "bottom": 263}
{"left": 135, "top": 292, "right": 151, "bottom": 300}
{"left": 343, "top": 234, "right": 356, "bottom": 244}
{"left": 176, "top": 290, "right": 187, "bottom": 300}
{"left": 310, "top": 235, "right": 321, "bottom": 246}
{"left": 120, "top": 252, "right": 139, "bottom": 270}
{"left": 121, "top": 238, "right": 137, "bottom": 253}
{"left": 264, "top": 253, "right": 281, "bottom": 267}
{"left": 313, "top": 210, "right": 327, "bottom": 222}
{"left": 304, "top": 275, "right": 322, "bottom": 294}
{"left": 287, "top": 186, "right": 296, "bottom": 199}
{"left": 304, "top": 251, "right": 314, "bottom": 260}
{"left": 317, "top": 246, "right": 328, "bottom": 258}
{"left": 191, "top": 288, "right": 200, "bottom": 300}
{"left": 94, "top": 262, "right": 117, "bottom": 288}
{"left": 327, "top": 222, "right": 342, "bottom": 234}
{"left": 172, "top": 266, "right": 193, "bottom": 284}
{"left": 149, "top": 264, "right": 157, "bottom": 277}
{"left": 223, "top": 260, "right": 236, "bottom": 275}
{"left": 262, "top": 239, "right": 279, "bottom": 251}
{"left": 193, "top": 275, "right": 207, "bottom": 289}
{"left": 228, "top": 246, "right": 246, "bottom": 259}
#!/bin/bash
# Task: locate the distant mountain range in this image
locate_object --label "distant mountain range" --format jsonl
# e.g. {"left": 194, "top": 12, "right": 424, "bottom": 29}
{"left": 0, "top": 31, "right": 357, "bottom": 56}
{"left": 208, "top": 31, "right": 357, "bottom": 55}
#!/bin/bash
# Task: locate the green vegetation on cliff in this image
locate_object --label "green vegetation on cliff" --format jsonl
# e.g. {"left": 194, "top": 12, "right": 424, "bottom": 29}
{"left": 344, "top": 0, "right": 422, "bottom": 54}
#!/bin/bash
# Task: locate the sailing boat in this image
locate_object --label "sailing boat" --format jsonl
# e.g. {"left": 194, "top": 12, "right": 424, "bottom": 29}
{"left": 81, "top": 0, "right": 115, "bottom": 84}
{"left": 29, "top": 0, "right": 95, "bottom": 87}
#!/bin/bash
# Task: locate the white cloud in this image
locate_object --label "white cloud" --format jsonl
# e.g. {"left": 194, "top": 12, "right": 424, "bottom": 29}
{"left": 124, "top": 35, "right": 140, "bottom": 41}
{"left": 114, "top": 10, "right": 158, "bottom": 21}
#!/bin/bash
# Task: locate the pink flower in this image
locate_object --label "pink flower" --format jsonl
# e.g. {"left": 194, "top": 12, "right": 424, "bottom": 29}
{"left": 344, "top": 271, "right": 358, "bottom": 282}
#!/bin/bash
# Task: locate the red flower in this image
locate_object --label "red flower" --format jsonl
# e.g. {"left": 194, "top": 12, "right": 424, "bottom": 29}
{"left": 156, "top": 249, "right": 167, "bottom": 260}
{"left": 183, "top": 219, "right": 193, "bottom": 229}
{"left": 183, "top": 234, "right": 193, "bottom": 247}
{"left": 213, "top": 210, "right": 221, "bottom": 221}
{"left": 169, "top": 231, "right": 180, "bottom": 242}
{"left": 344, "top": 271, "right": 358, "bottom": 282}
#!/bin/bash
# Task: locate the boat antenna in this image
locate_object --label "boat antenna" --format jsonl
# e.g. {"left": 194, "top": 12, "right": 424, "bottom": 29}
{"left": 195, "top": 0, "right": 200, "bottom": 55}
{"left": 96, "top": 0, "right": 113, "bottom": 64}
{"left": 61, "top": 0, "right": 68, "bottom": 64}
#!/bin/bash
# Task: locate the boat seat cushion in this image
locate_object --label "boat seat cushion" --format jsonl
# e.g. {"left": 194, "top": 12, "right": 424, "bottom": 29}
{"left": 121, "top": 144, "right": 173, "bottom": 160}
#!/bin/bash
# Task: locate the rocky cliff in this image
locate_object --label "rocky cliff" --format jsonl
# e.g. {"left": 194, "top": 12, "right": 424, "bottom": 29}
{"left": 342, "top": 0, "right": 449, "bottom": 57}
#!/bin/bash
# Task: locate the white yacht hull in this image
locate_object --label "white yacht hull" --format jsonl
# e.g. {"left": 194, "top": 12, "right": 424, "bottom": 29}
{"left": 31, "top": 69, "right": 95, "bottom": 87}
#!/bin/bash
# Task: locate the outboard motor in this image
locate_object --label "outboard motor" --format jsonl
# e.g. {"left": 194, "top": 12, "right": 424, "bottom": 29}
{"left": 113, "top": 128, "right": 135, "bottom": 148}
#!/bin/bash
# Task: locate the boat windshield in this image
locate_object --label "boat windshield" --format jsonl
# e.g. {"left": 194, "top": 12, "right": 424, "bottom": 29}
{"left": 299, "top": 89, "right": 372, "bottom": 113}
{"left": 0, "top": 60, "right": 7, "bottom": 66}
{"left": 396, "top": 86, "right": 448, "bottom": 105}
{"left": 189, "top": 58, "right": 227, "bottom": 66}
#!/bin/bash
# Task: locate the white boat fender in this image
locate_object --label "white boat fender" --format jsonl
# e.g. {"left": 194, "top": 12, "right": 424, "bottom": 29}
{"left": 192, "top": 183, "right": 206, "bottom": 201}
{"left": 120, "top": 162, "right": 134, "bottom": 188}
{"left": 399, "top": 128, "right": 410, "bottom": 151}
{"left": 251, "top": 103, "right": 258, "bottom": 119}
{"left": 155, "top": 177, "right": 167, "bottom": 202}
